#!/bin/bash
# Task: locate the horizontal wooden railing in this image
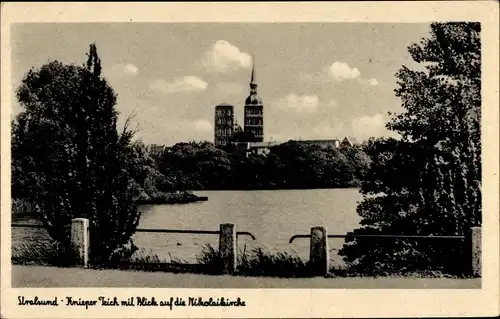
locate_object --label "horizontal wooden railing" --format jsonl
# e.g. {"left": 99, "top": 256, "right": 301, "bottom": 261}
{"left": 289, "top": 233, "right": 464, "bottom": 243}
{"left": 12, "top": 224, "right": 256, "bottom": 240}
{"left": 135, "top": 228, "right": 219, "bottom": 235}
{"left": 11, "top": 223, "right": 46, "bottom": 228}
{"left": 135, "top": 228, "right": 256, "bottom": 240}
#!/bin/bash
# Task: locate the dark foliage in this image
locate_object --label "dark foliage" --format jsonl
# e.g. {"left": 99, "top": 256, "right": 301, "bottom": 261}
{"left": 231, "top": 131, "right": 256, "bottom": 143}
{"left": 12, "top": 44, "right": 142, "bottom": 263}
{"left": 339, "top": 22, "right": 482, "bottom": 275}
{"left": 149, "top": 140, "right": 371, "bottom": 191}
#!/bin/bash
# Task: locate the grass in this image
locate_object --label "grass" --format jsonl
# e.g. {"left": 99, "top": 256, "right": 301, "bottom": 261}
{"left": 193, "top": 243, "right": 311, "bottom": 277}
{"left": 12, "top": 241, "right": 474, "bottom": 279}
{"left": 11, "top": 241, "right": 75, "bottom": 267}
{"left": 237, "top": 245, "right": 310, "bottom": 277}
{"left": 12, "top": 241, "right": 310, "bottom": 277}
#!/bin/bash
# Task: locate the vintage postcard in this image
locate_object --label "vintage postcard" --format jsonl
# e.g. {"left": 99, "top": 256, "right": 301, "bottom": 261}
{"left": 1, "top": 2, "right": 499, "bottom": 318}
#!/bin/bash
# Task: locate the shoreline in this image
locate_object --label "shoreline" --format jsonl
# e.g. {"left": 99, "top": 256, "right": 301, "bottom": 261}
{"left": 183, "top": 186, "right": 361, "bottom": 192}
{"left": 136, "top": 195, "right": 208, "bottom": 205}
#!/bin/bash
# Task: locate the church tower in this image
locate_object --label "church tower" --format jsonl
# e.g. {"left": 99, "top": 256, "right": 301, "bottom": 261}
{"left": 214, "top": 103, "right": 234, "bottom": 147}
{"left": 244, "top": 57, "right": 264, "bottom": 142}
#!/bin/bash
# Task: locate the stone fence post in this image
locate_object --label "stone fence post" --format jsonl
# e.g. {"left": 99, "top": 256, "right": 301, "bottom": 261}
{"left": 71, "top": 218, "right": 89, "bottom": 268}
{"left": 219, "top": 223, "right": 236, "bottom": 275}
{"left": 310, "top": 226, "right": 329, "bottom": 276}
{"left": 465, "top": 226, "right": 482, "bottom": 277}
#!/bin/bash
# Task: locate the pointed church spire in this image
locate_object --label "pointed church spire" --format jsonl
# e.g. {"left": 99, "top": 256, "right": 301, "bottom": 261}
{"left": 246, "top": 53, "right": 262, "bottom": 105}
{"left": 250, "top": 54, "right": 256, "bottom": 84}
{"left": 250, "top": 54, "right": 258, "bottom": 94}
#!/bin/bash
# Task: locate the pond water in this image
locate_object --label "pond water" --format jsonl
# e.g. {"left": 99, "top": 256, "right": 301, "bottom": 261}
{"left": 132, "top": 188, "right": 362, "bottom": 264}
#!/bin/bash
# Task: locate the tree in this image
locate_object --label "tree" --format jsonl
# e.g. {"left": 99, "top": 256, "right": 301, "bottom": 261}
{"left": 232, "top": 131, "right": 256, "bottom": 143}
{"left": 339, "top": 23, "right": 481, "bottom": 275}
{"left": 340, "top": 145, "right": 372, "bottom": 184}
{"left": 156, "top": 142, "right": 233, "bottom": 190}
{"left": 12, "top": 44, "right": 141, "bottom": 263}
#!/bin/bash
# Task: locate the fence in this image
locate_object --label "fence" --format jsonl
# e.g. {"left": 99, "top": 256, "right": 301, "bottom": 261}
{"left": 136, "top": 223, "right": 256, "bottom": 274}
{"left": 12, "top": 220, "right": 256, "bottom": 275}
{"left": 289, "top": 226, "right": 482, "bottom": 277}
{"left": 12, "top": 220, "right": 481, "bottom": 277}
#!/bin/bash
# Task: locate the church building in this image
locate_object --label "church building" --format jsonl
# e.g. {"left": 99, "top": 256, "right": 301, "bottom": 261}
{"left": 214, "top": 57, "right": 264, "bottom": 147}
{"left": 213, "top": 55, "right": 355, "bottom": 153}
{"left": 243, "top": 59, "right": 264, "bottom": 142}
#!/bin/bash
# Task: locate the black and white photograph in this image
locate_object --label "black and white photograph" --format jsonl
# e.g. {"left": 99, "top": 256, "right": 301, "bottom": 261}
{"left": 1, "top": 2, "right": 499, "bottom": 318}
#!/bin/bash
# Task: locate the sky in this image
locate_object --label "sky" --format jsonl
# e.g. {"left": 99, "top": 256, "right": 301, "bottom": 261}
{"left": 11, "top": 23, "right": 431, "bottom": 145}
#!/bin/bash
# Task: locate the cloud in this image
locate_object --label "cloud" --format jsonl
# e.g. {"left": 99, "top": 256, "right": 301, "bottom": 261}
{"left": 313, "top": 121, "right": 345, "bottom": 138}
{"left": 190, "top": 119, "right": 213, "bottom": 132}
{"left": 202, "top": 40, "right": 252, "bottom": 72}
{"left": 302, "top": 62, "right": 362, "bottom": 85}
{"left": 327, "top": 99, "right": 337, "bottom": 108}
{"left": 351, "top": 113, "right": 389, "bottom": 140}
{"left": 149, "top": 76, "right": 208, "bottom": 94}
{"left": 102, "top": 63, "right": 139, "bottom": 79}
{"left": 123, "top": 64, "right": 139, "bottom": 76}
{"left": 273, "top": 94, "right": 319, "bottom": 113}
{"left": 367, "top": 78, "right": 379, "bottom": 86}
{"left": 213, "top": 82, "right": 245, "bottom": 96}
{"left": 326, "top": 62, "right": 360, "bottom": 81}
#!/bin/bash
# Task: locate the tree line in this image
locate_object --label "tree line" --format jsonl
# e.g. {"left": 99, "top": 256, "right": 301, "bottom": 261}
{"left": 144, "top": 140, "right": 372, "bottom": 191}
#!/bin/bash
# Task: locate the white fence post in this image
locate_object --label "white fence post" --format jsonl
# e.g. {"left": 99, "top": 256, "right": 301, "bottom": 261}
{"left": 310, "top": 226, "right": 329, "bottom": 276}
{"left": 71, "top": 218, "right": 89, "bottom": 268}
{"left": 219, "top": 223, "right": 236, "bottom": 275}
{"left": 470, "top": 226, "right": 481, "bottom": 277}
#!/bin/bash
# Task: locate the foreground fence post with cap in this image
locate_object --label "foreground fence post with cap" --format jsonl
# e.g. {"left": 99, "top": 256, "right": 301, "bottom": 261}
{"left": 309, "top": 226, "right": 330, "bottom": 276}
{"left": 219, "top": 223, "right": 237, "bottom": 274}
{"left": 465, "top": 226, "right": 482, "bottom": 277}
{"left": 71, "top": 218, "right": 89, "bottom": 268}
